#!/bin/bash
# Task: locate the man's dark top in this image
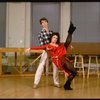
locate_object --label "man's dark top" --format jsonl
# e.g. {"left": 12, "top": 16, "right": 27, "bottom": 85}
{"left": 38, "top": 28, "right": 53, "bottom": 46}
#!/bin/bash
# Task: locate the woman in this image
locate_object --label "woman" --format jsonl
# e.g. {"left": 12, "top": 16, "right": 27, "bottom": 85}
{"left": 26, "top": 22, "right": 77, "bottom": 90}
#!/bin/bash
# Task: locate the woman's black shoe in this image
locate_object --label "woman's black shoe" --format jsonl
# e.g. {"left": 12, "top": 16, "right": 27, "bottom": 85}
{"left": 68, "top": 22, "right": 76, "bottom": 35}
{"left": 64, "top": 84, "right": 73, "bottom": 90}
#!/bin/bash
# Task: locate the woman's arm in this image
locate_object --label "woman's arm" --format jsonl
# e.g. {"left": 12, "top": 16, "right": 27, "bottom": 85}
{"left": 31, "top": 44, "right": 47, "bottom": 50}
{"left": 25, "top": 44, "right": 47, "bottom": 53}
{"left": 25, "top": 44, "right": 55, "bottom": 53}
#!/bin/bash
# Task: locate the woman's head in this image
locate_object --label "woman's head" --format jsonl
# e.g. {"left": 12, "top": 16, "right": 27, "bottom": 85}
{"left": 50, "top": 32, "right": 60, "bottom": 44}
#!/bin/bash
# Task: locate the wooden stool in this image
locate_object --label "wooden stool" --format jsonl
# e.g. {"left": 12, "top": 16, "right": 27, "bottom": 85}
{"left": 74, "top": 54, "right": 85, "bottom": 78}
{"left": 87, "top": 55, "right": 99, "bottom": 78}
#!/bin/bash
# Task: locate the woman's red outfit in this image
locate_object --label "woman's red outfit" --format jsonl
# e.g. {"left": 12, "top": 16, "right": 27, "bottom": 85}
{"left": 31, "top": 43, "right": 71, "bottom": 76}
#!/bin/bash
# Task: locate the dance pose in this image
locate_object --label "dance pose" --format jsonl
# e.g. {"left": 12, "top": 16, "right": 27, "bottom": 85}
{"left": 26, "top": 22, "right": 77, "bottom": 90}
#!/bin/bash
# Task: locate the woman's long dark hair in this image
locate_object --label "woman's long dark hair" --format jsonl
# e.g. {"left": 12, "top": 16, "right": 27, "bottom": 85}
{"left": 49, "top": 32, "right": 60, "bottom": 44}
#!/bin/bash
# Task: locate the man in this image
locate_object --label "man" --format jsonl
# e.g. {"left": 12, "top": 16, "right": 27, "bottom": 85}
{"left": 33, "top": 17, "right": 60, "bottom": 89}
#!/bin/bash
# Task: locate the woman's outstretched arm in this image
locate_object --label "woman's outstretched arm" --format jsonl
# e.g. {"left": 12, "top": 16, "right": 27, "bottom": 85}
{"left": 31, "top": 44, "right": 47, "bottom": 50}
{"left": 25, "top": 44, "right": 48, "bottom": 53}
{"left": 25, "top": 44, "right": 55, "bottom": 53}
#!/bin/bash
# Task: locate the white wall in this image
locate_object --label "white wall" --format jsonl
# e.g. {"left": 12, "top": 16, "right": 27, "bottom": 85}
{"left": 60, "top": 2, "right": 70, "bottom": 42}
{"left": 6, "top": 2, "right": 31, "bottom": 48}
{"left": 71, "top": 2, "right": 100, "bottom": 42}
{"left": 6, "top": 2, "right": 70, "bottom": 47}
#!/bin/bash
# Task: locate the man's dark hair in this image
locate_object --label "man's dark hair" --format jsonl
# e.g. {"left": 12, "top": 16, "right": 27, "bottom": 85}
{"left": 39, "top": 17, "right": 48, "bottom": 25}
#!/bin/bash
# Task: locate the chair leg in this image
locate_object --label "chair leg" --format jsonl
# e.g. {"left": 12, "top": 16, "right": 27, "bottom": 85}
{"left": 74, "top": 55, "right": 85, "bottom": 78}
{"left": 87, "top": 56, "right": 91, "bottom": 78}
{"left": 96, "top": 56, "right": 99, "bottom": 78}
{"left": 87, "top": 56, "right": 99, "bottom": 78}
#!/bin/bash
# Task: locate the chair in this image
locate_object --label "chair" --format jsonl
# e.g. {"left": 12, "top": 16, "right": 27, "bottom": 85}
{"left": 87, "top": 55, "right": 99, "bottom": 78}
{"left": 2, "top": 53, "right": 10, "bottom": 74}
{"left": 74, "top": 54, "right": 85, "bottom": 78}
{"left": 2, "top": 53, "right": 9, "bottom": 65}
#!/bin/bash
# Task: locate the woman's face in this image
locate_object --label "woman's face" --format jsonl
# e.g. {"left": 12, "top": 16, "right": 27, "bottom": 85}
{"left": 51, "top": 35, "right": 58, "bottom": 44}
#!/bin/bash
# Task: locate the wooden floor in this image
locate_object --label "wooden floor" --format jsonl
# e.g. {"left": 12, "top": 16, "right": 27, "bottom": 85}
{"left": 0, "top": 74, "right": 100, "bottom": 99}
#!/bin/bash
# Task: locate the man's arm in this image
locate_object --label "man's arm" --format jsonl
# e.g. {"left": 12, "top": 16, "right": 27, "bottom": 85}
{"left": 38, "top": 32, "right": 44, "bottom": 45}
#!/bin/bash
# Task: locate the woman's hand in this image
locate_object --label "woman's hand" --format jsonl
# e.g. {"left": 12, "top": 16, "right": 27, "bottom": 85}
{"left": 25, "top": 48, "right": 30, "bottom": 53}
{"left": 70, "top": 45, "right": 74, "bottom": 50}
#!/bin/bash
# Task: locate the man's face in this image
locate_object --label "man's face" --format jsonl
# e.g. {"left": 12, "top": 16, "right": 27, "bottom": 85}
{"left": 41, "top": 20, "right": 48, "bottom": 28}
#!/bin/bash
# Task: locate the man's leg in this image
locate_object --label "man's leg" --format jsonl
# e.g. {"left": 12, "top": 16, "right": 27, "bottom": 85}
{"left": 33, "top": 50, "right": 47, "bottom": 88}
{"left": 52, "top": 62, "right": 60, "bottom": 88}
{"left": 45, "top": 57, "right": 49, "bottom": 76}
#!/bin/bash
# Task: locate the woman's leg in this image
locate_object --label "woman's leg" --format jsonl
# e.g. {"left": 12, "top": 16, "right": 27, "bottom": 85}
{"left": 62, "top": 61, "right": 77, "bottom": 90}
{"left": 64, "top": 34, "right": 72, "bottom": 49}
{"left": 64, "top": 22, "right": 76, "bottom": 49}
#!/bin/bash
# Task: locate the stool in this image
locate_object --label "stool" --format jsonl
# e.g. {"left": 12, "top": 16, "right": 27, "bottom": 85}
{"left": 74, "top": 54, "right": 85, "bottom": 78}
{"left": 87, "top": 55, "right": 99, "bottom": 78}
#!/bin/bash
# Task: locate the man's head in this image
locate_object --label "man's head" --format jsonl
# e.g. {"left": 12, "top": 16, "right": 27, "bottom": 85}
{"left": 39, "top": 17, "right": 48, "bottom": 28}
{"left": 39, "top": 17, "right": 48, "bottom": 25}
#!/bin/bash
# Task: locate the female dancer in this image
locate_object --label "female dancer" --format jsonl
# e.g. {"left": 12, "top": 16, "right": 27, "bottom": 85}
{"left": 26, "top": 22, "right": 77, "bottom": 90}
